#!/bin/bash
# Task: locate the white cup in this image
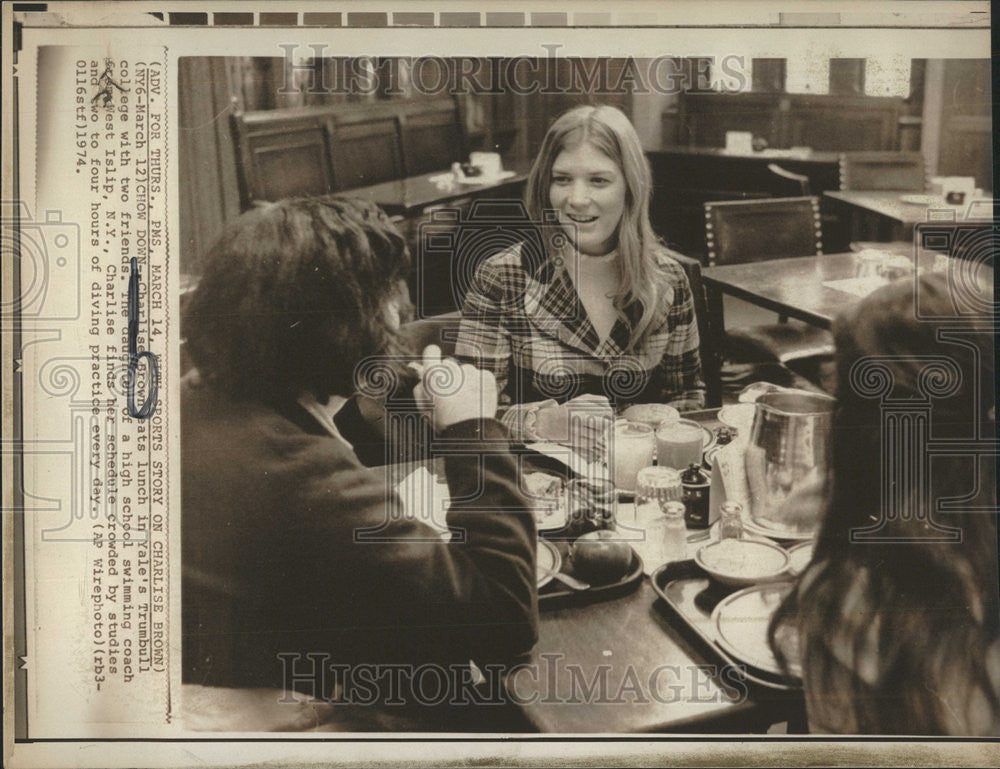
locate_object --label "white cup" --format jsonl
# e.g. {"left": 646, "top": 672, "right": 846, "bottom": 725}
{"left": 942, "top": 176, "right": 976, "bottom": 206}
{"left": 469, "top": 152, "right": 502, "bottom": 177}
{"left": 725, "top": 131, "right": 754, "bottom": 154}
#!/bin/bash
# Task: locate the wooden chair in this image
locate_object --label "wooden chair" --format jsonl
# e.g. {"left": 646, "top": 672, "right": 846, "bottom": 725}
{"left": 327, "top": 114, "right": 405, "bottom": 191}
{"left": 766, "top": 163, "right": 811, "bottom": 197}
{"left": 704, "top": 196, "right": 823, "bottom": 267}
{"left": 400, "top": 100, "right": 467, "bottom": 177}
{"left": 703, "top": 197, "right": 834, "bottom": 368}
{"left": 839, "top": 151, "right": 927, "bottom": 192}
{"left": 230, "top": 109, "right": 335, "bottom": 208}
{"left": 669, "top": 252, "right": 817, "bottom": 405}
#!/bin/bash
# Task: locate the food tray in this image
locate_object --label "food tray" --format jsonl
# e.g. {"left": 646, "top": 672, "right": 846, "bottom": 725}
{"left": 538, "top": 540, "right": 644, "bottom": 609}
{"left": 651, "top": 559, "right": 801, "bottom": 691}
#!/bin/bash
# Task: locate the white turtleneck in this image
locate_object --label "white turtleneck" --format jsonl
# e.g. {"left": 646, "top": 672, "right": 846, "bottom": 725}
{"left": 563, "top": 249, "right": 620, "bottom": 344}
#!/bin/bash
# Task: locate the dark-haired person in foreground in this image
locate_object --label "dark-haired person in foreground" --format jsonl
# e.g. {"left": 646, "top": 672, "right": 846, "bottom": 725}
{"left": 768, "top": 271, "right": 999, "bottom": 734}
{"left": 181, "top": 196, "right": 537, "bottom": 729}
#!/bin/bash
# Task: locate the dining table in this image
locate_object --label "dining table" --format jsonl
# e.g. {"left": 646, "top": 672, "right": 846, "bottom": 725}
{"left": 823, "top": 189, "right": 984, "bottom": 243}
{"left": 700, "top": 247, "right": 944, "bottom": 331}
{"left": 346, "top": 167, "right": 529, "bottom": 219}
{"left": 392, "top": 407, "right": 808, "bottom": 733}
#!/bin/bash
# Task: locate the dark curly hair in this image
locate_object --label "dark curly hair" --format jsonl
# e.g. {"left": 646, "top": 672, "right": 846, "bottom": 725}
{"left": 183, "top": 196, "right": 411, "bottom": 402}
{"left": 768, "top": 271, "right": 998, "bottom": 734}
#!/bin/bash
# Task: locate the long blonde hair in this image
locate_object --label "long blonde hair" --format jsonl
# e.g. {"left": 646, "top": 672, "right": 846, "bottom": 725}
{"left": 525, "top": 105, "right": 670, "bottom": 352}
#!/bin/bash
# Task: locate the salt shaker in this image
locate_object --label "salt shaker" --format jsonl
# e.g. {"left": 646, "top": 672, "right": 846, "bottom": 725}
{"left": 719, "top": 501, "right": 745, "bottom": 540}
{"left": 648, "top": 500, "right": 688, "bottom": 565}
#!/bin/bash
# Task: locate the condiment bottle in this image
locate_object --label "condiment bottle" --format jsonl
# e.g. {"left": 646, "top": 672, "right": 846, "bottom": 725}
{"left": 661, "top": 500, "right": 689, "bottom": 562}
{"left": 681, "top": 463, "right": 711, "bottom": 529}
{"left": 719, "top": 501, "right": 744, "bottom": 540}
{"left": 647, "top": 500, "right": 688, "bottom": 566}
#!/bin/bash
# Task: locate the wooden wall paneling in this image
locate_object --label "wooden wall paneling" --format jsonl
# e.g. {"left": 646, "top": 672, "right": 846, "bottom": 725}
{"left": 211, "top": 60, "right": 243, "bottom": 231}
{"left": 785, "top": 95, "right": 901, "bottom": 151}
{"left": 250, "top": 121, "right": 333, "bottom": 201}
{"left": 328, "top": 114, "right": 406, "bottom": 190}
{"left": 938, "top": 115, "right": 993, "bottom": 191}
{"left": 937, "top": 59, "right": 992, "bottom": 190}
{"left": 839, "top": 151, "right": 927, "bottom": 192}
{"left": 401, "top": 99, "right": 466, "bottom": 176}
{"left": 179, "top": 57, "right": 242, "bottom": 275}
{"left": 178, "top": 58, "right": 215, "bottom": 275}
{"left": 678, "top": 93, "right": 784, "bottom": 148}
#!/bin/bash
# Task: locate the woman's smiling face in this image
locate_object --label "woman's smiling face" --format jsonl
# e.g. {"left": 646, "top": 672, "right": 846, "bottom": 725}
{"left": 549, "top": 141, "right": 626, "bottom": 257}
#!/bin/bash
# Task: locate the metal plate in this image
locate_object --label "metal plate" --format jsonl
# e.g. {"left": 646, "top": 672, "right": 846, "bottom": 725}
{"left": 711, "top": 582, "right": 802, "bottom": 679}
{"left": 786, "top": 540, "right": 815, "bottom": 577}
{"left": 741, "top": 515, "right": 816, "bottom": 543}
{"left": 536, "top": 538, "right": 562, "bottom": 588}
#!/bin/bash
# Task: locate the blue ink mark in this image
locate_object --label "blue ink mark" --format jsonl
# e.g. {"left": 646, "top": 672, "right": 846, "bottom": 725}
{"left": 127, "top": 257, "right": 159, "bottom": 418}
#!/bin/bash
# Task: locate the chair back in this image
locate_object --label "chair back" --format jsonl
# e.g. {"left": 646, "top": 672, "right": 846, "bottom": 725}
{"left": 399, "top": 311, "right": 463, "bottom": 359}
{"left": 839, "top": 151, "right": 927, "bottom": 192}
{"left": 704, "top": 197, "right": 823, "bottom": 267}
{"left": 766, "top": 163, "right": 811, "bottom": 197}
{"left": 666, "top": 251, "right": 723, "bottom": 408}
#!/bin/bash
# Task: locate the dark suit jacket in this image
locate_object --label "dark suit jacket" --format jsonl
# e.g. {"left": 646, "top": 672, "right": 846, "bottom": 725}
{"left": 181, "top": 373, "right": 538, "bottom": 702}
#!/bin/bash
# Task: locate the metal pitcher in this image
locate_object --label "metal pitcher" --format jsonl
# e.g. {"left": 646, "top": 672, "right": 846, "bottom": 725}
{"left": 744, "top": 391, "right": 835, "bottom": 537}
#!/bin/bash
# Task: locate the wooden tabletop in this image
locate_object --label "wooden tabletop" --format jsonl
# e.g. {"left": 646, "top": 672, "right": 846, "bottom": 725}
{"left": 346, "top": 168, "right": 529, "bottom": 218}
{"left": 513, "top": 578, "right": 791, "bottom": 733}
{"left": 824, "top": 190, "right": 972, "bottom": 225}
{"left": 701, "top": 249, "right": 941, "bottom": 330}
{"left": 387, "top": 409, "right": 803, "bottom": 732}
{"left": 510, "top": 408, "right": 802, "bottom": 733}
{"left": 651, "top": 146, "right": 841, "bottom": 165}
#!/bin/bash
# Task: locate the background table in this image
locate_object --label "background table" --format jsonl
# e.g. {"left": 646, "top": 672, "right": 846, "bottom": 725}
{"left": 348, "top": 168, "right": 528, "bottom": 218}
{"left": 824, "top": 190, "right": 971, "bottom": 242}
{"left": 701, "top": 249, "right": 939, "bottom": 330}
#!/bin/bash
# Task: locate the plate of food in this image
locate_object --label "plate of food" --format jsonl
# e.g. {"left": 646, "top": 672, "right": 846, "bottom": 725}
{"left": 711, "top": 582, "right": 802, "bottom": 679}
{"left": 695, "top": 538, "right": 790, "bottom": 587}
{"left": 522, "top": 471, "right": 570, "bottom": 532}
{"left": 620, "top": 403, "right": 680, "bottom": 428}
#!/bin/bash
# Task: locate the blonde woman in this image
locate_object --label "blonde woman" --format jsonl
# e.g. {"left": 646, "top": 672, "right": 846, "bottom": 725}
{"left": 455, "top": 105, "right": 704, "bottom": 446}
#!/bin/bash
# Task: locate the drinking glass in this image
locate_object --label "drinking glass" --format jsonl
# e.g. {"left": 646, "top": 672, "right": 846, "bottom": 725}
{"left": 634, "top": 466, "right": 683, "bottom": 523}
{"left": 611, "top": 421, "right": 656, "bottom": 493}
{"left": 655, "top": 420, "right": 705, "bottom": 470}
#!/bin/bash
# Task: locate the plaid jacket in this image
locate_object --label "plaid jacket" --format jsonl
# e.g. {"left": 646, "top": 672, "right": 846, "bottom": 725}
{"left": 454, "top": 243, "right": 705, "bottom": 412}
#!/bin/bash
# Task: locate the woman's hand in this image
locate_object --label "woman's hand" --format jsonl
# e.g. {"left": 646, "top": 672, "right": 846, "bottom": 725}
{"left": 534, "top": 394, "right": 614, "bottom": 463}
{"left": 413, "top": 345, "right": 498, "bottom": 432}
